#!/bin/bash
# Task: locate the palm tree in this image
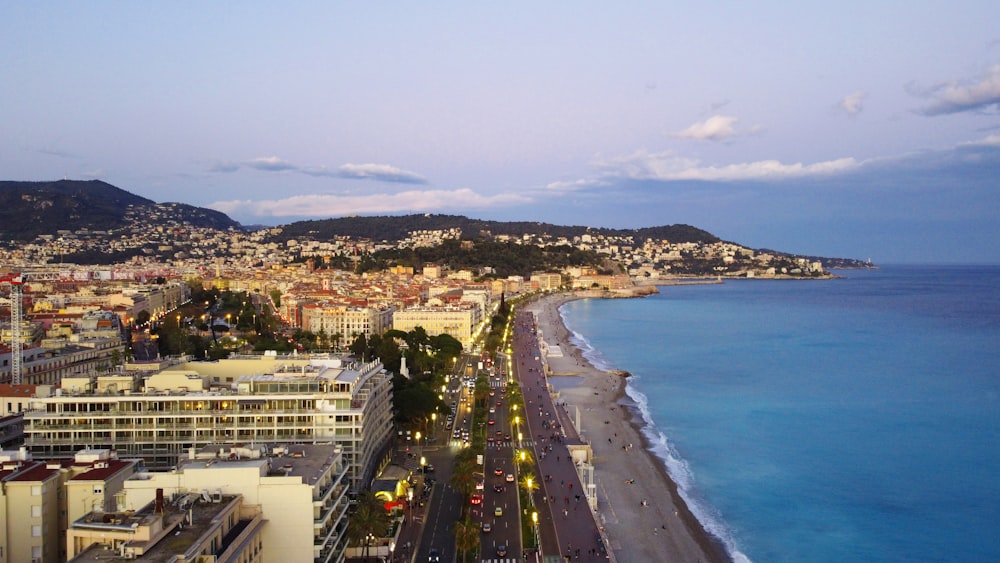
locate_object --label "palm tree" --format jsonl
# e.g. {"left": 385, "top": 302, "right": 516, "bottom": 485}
{"left": 450, "top": 450, "right": 479, "bottom": 499}
{"left": 346, "top": 492, "right": 389, "bottom": 562}
{"left": 454, "top": 515, "right": 481, "bottom": 563}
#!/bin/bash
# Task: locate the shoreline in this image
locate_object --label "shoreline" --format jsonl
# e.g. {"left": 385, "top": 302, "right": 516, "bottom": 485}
{"left": 525, "top": 291, "right": 732, "bottom": 563}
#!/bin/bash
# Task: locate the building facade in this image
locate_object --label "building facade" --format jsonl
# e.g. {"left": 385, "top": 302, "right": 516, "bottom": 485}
{"left": 392, "top": 304, "right": 483, "bottom": 349}
{"left": 124, "top": 443, "right": 350, "bottom": 563}
{"left": 22, "top": 355, "right": 394, "bottom": 488}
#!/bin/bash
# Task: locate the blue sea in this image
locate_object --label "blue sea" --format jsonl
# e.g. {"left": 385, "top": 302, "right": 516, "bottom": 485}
{"left": 558, "top": 265, "right": 1000, "bottom": 562}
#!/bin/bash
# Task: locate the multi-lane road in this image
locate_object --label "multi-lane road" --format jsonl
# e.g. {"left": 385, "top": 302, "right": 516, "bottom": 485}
{"left": 409, "top": 302, "right": 608, "bottom": 562}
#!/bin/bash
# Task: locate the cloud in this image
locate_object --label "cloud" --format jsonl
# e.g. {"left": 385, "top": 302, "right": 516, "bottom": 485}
{"left": 331, "top": 163, "right": 427, "bottom": 184}
{"left": 208, "top": 157, "right": 427, "bottom": 184}
{"left": 595, "top": 149, "right": 859, "bottom": 182}
{"left": 670, "top": 115, "right": 765, "bottom": 142}
{"left": 918, "top": 65, "right": 1000, "bottom": 115}
{"left": 545, "top": 178, "right": 609, "bottom": 192}
{"left": 208, "top": 188, "right": 531, "bottom": 219}
{"left": 962, "top": 134, "right": 1000, "bottom": 147}
{"left": 208, "top": 160, "right": 241, "bottom": 173}
{"left": 671, "top": 115, "right": 741, "bottom": 141}
{"left": 245, "top": 156, "right": 297, "bottom": 171}
{"left": 838, "top": 91, "right": 866, "bottom": 115}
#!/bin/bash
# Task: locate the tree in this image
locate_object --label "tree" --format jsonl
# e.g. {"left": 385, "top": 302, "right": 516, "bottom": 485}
{"left": 269, "top": 288, "right": 282, "bottom": 308}
{"left": 450, "top": 449, "right": 479, "bottom": 499}
{"left": 349, "top": 333, "right": 368, "bottom": 361}
{"left": 429, "top": 333, "right": 463, "bottom": 359}
{"left": 454, "top": 515, "right": 481, "bottom": 563}
{"left": 346, "top": 492, "right": 389, "bottom": 562}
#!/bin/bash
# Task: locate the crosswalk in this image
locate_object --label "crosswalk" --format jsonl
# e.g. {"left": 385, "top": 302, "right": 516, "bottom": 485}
{"left": 452, "top": 439, "right": 535, "bottom": 448}
{"left": 480, "top": 559, "right": 519, "bottom": 563}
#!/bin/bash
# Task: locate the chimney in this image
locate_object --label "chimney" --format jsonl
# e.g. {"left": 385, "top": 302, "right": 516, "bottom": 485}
{"left": 155, "top": 488, "right": 164, "bottom": 514}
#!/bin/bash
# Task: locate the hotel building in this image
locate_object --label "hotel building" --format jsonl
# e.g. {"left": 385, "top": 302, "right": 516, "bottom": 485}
{"left": 22, "top": 354, "right": 394, "bottom": 489}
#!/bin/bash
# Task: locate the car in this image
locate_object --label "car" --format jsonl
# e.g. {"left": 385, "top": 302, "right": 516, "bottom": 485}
{"left": 489, "top": 407, "right": 495, "bottom": 413}
{"left": 493, "top": 484, "right": 505, "bottom": 493}
{"left": 481, "top": 521, "right": 492, "bottom": 533}
{"left": 496, "top": 544, "right": 508, "bottom": 557}
{"left": 488, "top": 419, "right": 495, "bottom": 425}
{"left": 495, "top": 430, "right": 502, "bottom": 437}
{"left": 423, "top": 464, "right": 435, "bottom": 473}
{"left": 504, "top": 433, "right": 511, "bottom": 440}
{"left": 505, "top": 473, "right": 515, "bottom": 483}
{"left": 470, "top": 493, "right": 483, "bottom": 505}
{"left": 487, "top": 436, "right": 494, "bottom": 444}
{"left": 494, "top": 467, "right": 503, "bottom": 476}
{"left": 428, "top": 548, "right": 441, "bottom": 562}
{"left": 494, "top": 506, "right": 503, "bottom": 517}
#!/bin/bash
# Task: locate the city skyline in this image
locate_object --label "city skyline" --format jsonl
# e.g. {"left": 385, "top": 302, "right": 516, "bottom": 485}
{"left": 2, "top": 2, "right": 999, "bottom": 264}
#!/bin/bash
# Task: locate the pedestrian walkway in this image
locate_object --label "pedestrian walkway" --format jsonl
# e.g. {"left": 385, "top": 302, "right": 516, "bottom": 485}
{"left": 511, "top": 305, "right": 611, "bottom": 562}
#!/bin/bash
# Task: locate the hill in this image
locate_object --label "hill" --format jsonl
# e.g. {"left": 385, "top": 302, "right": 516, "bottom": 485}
{"left": 271, "top": 214, "right": 721, "bottom": 245}
{"left": 0, "top": 180, "right": 241, "bottom": 241}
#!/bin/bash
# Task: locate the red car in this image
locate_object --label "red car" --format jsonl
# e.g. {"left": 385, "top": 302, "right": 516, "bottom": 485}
{"left": 470, "top": 493, "right": 483, "bottom": 505}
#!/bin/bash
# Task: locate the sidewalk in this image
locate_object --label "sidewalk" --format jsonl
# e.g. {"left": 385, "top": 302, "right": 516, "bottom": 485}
{"left": 513, "top": 305, "right": 611, "bottom": 562}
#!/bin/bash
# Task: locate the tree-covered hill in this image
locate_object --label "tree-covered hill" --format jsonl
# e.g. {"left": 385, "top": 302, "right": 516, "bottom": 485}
{"left": 0, "top": 179, "right": 154, "bottom": 240}
{"left": 0, "top": 180, "right": 241, "bottom": 241}
{"left": 272, "top": 213, "right": 721, "bottom": 245}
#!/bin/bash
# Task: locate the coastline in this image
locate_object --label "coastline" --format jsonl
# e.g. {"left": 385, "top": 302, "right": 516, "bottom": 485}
{"left": 524, "top": 291, "right": 732, "bottom": 563}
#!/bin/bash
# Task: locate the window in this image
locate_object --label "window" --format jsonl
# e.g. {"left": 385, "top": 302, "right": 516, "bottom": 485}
{"left": 32, "top": 525, "right": 41, "bottom": 536}
{"left": 31, "top": 485, "right": 41, "bottom": 496}
{"left": 93, "top": 486, "right": 103, "bottom": 495}
{"left": 31, "top": 505, "right": 41, "bottom": 517}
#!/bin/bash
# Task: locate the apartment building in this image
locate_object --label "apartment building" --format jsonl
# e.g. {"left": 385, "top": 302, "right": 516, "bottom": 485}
{"left": 22, "top": 354, "right": 394, "bottom": 488}
{"left": 66, "top": 490, "right": 264, "bottom": 562}
{"left": 300, "top": 303, "right": 394, "bottom": 343}
{"left": 392, "top": 303, "right": 483, "bottom": 349}
{"left": 530, "top": 272, "right": 563, "bottom": 291}
{"left": 123, "top": 442, "right": 350, "bottom": 563}
{"left": 0, "top": 447, "right": 139, "bottom": 563}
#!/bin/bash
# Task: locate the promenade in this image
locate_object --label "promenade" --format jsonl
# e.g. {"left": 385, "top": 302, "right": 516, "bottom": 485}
{"left": 513, "top": 305, "right": 611, "bottom": 562}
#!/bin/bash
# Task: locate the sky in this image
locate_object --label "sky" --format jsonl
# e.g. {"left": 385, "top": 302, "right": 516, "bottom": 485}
{"left": 2, "top": 2, "right": 999, "bottom": 264}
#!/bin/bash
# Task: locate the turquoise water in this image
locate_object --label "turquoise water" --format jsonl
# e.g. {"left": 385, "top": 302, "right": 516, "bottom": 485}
{"left": 560, "top": 266, "right": 1000, "bottom": 562}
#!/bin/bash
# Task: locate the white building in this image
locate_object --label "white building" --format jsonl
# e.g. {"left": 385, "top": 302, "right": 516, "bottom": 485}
{"left": 23, "top": 354, "right": 394, "bottom": 488}
{"left": 392, "top": 304, "right": 483, "bottom": 349}
{"left": 123, "top": 443, "right": 350, "bottom": 563}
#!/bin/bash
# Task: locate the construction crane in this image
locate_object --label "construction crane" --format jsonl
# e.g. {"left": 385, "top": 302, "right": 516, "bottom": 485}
{"left": 2, "top": 271, "right": 63, "bottom": 384}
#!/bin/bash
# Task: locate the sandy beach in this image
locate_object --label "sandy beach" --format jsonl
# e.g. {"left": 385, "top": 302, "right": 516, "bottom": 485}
{"left": 524, "top": 292, "right": 729, "bottom": 563}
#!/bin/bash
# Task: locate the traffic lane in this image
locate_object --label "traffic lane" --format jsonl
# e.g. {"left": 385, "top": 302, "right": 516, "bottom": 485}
{"left": 482, "top": 439, "right": 519, "bottom": 559}
{"left": 482, "top": 385, "right": 522, "bottom": 554}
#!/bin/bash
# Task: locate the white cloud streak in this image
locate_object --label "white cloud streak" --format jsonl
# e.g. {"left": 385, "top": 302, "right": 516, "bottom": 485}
{"left": 596, "top": 150, "right": 859, "bottom": 181}
{"left": 545, "top": 178, "right": 609, "bottom": 192}
{"left": 919, "top": 65, "right": 1000, "bottom": 115}
{"left": 208, "top": 188, "right": 531, "bottom": 218}
{"left": 209, "top": 157, "right": 427, "bottom": 184}
{"left": 671, "top": 115, "right": 740, "bottom": 141}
